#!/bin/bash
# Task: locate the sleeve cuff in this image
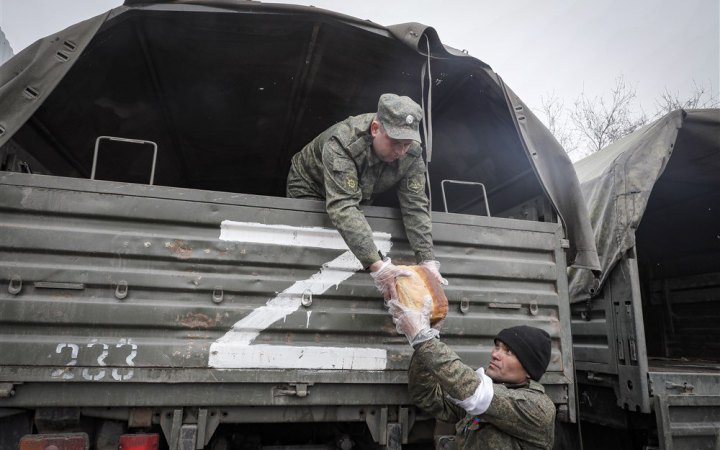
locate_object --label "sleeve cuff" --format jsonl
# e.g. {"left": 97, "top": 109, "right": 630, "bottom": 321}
{"left": 361, "top": 252, "right": 382, "bottom": 270}
{"left": 448, "top": 367, "right": 494, "bottom": 415}
{"left": 415, "top": 251, "right": 435, "bottom": 264}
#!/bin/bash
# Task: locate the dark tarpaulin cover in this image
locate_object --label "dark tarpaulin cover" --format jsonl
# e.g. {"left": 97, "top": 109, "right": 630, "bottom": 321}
{"left": 0, "top": 0, "right": 599, "bottom": 271}
{"left": 568, "top": 109, "right": 720, "bottom": 302}
{"left": 503, "top": 85, "right": 600, "bottom": 270}
{"left": 389, "top": 22, "right": 599, "bottom": 271}
{"left": 0, "top": 11, "right": 110, "bottom": 139}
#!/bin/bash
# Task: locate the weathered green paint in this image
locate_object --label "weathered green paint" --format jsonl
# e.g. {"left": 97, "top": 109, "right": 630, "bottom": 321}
{"left": 0, "top": 172, "right": 573, "bottom": 419}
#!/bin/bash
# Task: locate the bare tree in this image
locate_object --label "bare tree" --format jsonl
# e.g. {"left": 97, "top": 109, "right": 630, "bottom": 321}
{"left": 654, "top": 81, "right": 720, "bottom": 117}
{"left": 536, "top": 77, "right": 717, "bottom": 160}
{"left": 570, "top": 75, "right": 647, "bottom": 154}
{"left": 539, "top": 92, "right": 578, "bottom": 155}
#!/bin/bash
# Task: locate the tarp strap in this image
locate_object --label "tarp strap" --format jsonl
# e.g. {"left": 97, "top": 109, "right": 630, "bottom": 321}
{"left": 421, "top": 35, "right": 434, "bottom": 211}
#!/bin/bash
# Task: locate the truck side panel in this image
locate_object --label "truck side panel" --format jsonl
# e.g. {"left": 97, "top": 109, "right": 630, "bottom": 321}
{"left": 0, "top": 172, "right": 573, "bottom": 417}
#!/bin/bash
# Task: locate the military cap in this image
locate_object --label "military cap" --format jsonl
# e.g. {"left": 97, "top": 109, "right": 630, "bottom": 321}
{"left": 376, "top": 93, "right": 423, "bottom": 143}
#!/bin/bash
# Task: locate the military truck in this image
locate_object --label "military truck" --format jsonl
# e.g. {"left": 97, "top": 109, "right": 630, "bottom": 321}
{"left": 0, "top": 1, "right": 599, "bottom": 448}
{"left": 569, "top": 109, "right": 720, "bottom": 450}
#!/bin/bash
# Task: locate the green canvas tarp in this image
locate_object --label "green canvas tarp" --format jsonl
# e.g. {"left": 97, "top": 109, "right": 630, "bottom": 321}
{"left": 0, "top": 0, "right": 599, "bottom": 271}
{"left": 569, "top": 108, "right": 720, "bottom": 302}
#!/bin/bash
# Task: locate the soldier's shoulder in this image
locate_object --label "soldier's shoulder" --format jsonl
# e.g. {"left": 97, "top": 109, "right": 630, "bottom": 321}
{"left": 524, "top": 384, "right": 556, "bottom": 417}
{"left": 528, "top": 380, "right": 546, "bottom": 392}
{"left": 333, "top": 113, "right": 373, "bottom": 146}
{"left": 494, "top": 382, "right": 551, "bottom": 404}
{"left": 408, "top": 140, "right": 423, "bottom": 157}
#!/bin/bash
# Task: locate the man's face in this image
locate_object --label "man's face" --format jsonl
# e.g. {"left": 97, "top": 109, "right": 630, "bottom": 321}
{"left": 486, "top": 340, "right": 530, "bottom": 384}
{"left": 371, "top": 120, "right": 414, "bottom": 163}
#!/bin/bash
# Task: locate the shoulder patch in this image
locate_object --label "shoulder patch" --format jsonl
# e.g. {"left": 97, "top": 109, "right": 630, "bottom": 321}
{"left": 407, "top": 174, "right": 425, "bottom": 193}
{"left": 345, "top": 174, "right": 358, "bottom": 191}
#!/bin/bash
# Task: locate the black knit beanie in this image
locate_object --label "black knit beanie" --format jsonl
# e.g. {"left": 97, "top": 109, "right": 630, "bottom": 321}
{"left": 495, "top": 326, "right": 551, "bottom": 381}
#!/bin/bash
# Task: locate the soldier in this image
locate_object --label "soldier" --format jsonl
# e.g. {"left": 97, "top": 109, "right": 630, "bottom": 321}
{"left": 387, "top": 298, "right": 555, "bottom": 449}
{"left": 286, "top": 93, "right": 445, "bottom": 297}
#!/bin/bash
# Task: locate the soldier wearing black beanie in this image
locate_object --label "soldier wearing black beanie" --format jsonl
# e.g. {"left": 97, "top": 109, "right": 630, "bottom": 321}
{"left": 390, "top": 292, "right": 558, "bottom": 450}
{"left": 495, "top": 325, "right": 552, "bottom": 381}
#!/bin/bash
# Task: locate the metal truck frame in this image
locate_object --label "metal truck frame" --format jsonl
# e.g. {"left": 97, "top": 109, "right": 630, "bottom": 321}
{"left": 0, "top": 2, "right": 599, "bottom": 448}
{"left": 570, "top": 109, "right": 720, "bottom": 450}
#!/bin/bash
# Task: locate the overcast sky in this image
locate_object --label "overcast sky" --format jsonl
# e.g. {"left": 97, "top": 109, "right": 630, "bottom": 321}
{"left": 1, "top": 0, "right": 718, "bottom": 119}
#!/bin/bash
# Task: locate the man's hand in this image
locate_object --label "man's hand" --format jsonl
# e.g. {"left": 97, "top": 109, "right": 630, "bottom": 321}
{"left": 370, "top": 258, "right": 412, "bottom": 302}
{"left": 421, "top": 260, "right": 448, "bottom": 286}
{"left": 387, "top": 296, "right": 438, "bottom": 347}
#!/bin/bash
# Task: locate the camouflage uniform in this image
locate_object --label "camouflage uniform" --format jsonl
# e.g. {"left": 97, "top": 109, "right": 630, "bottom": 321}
{"left": 287, "top": 113, "right": 434, "bottom": 268}
{"left": 408, "top": 338, "right": 556, "bottom": 450}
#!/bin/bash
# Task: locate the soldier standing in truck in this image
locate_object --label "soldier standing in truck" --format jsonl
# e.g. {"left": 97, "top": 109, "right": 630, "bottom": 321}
{"left": 286, "top": 93, "right": 445, "bottom": 297}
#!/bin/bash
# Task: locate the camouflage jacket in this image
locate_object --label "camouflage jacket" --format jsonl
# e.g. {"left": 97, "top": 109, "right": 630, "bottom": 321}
{"left": 286, "top": 113, "right": 434, "bottom": 268}
{"left": 408, "top": 339, "right": 556, "bottom": 450}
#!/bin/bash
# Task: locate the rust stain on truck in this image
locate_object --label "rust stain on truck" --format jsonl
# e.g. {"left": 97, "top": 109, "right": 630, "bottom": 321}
{"left": 177, "top": 312, "right": 216, "bottom": 329}
{"left": 165, "top": 240, "right": 193, "bottom": 259}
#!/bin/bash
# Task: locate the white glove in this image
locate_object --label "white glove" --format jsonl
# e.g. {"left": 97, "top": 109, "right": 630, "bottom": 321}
{"left": 421, "top": 260, "right": 448, "bottom": 286}
{"left": 370, "top": 258, "right": 412, "bottom": 301}
{"left": 387, "top": 296, "right": 439, "bottom": 347}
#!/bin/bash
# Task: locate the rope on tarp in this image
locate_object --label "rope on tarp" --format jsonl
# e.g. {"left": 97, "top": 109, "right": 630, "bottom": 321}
{"left": 421, "top": 34, "right": 434, "bottom": 212}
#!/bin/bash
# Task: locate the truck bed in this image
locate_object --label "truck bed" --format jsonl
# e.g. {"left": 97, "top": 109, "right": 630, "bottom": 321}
{"left": 0, "top": 172, "right": 575, "bottom": 418}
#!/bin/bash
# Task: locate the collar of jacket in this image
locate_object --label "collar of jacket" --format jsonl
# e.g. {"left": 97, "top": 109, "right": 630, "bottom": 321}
{"left": 495, "top": 380, "right": 546, "bottom": 393}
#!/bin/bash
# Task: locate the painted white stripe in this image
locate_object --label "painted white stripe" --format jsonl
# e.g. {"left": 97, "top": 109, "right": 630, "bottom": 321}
{"left": 209, "top": 221, "right": 392, "bottom": 370}
{"left": 209, "top": 344, "right": 388, "bottom": 370}
{"left": 212, "top": 250, "right": 364, "bottom": 348}
{"left": 220, "top": 220, "right": 354, "bottom": 249}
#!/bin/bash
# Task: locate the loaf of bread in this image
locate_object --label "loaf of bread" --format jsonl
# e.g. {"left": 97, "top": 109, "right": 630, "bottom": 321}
{"left": 395, "top": 265, "right": 448, "bottom": 325}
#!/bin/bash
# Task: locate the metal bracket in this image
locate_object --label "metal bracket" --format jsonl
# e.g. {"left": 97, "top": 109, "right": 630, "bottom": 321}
{"left": 179, "top": 424, "right": 198, "bottom": 450}
{"left": 665, "top": 381, "right": 694, "bottom": 394}
{"left": 365, "top": 407, "right": 412, "bottom": 447}
{"left": 274, "top": 382, "right": 313, "bottom": 398}
{"left": 160, "top": 409, "right": 183, "bottom": 450}
{"left": 115, "top": 280, "right": 128, "bottom": 300}
{"left": 586, "top": 372, "right": 605, "bottom": 382}
{"left": 8, "top": 275, "right": 22, "bottom": 295}
{"left": 399, "top": 407, "right": 410, "bottom": 444}
{"left": 35, "top": 281, "right": 85, "bottom": 290}
{"left": 581, "top": 297, "right": 593, "bottom": 321}
{"left": 441, "top": 179, "right": 490, "bottom": 216}
{"left": 581, "top": 277, "right": 601, "bottom": 321}
{"left": 91, "top": 136, "right": 158, "bottom": 185}
{"left": 365, "top": 407, "right": 388, "bottom": 445}
{"left": 529, "top": 301, "right": 539, "bottom": 316}
{"left": 159, "top": 408, "right": 219, "bottom": 450}
{"left": 301, "top": 289, "right": 313, "bottom": 307}
{"left": 459, "top": 298, "right": 470, "bottom": 314}
{"left": 385, "top": 422, "right": 402, "bottom": 450}
{"left": 212, "top": 287, "right": 224, "bottom": 304}
{"left": 197, "top": 409, "right": 221, "bottom": 449}
{"left": 488, "top": 302, "right": 521, "bottom": 310}
{"left": 0, "top": 383, "right": 17, "bottom": 398}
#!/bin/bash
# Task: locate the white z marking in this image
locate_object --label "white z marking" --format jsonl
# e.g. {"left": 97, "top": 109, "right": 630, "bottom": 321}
{"left": 209, "top": 221, "right": 391, "bottom": 370}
